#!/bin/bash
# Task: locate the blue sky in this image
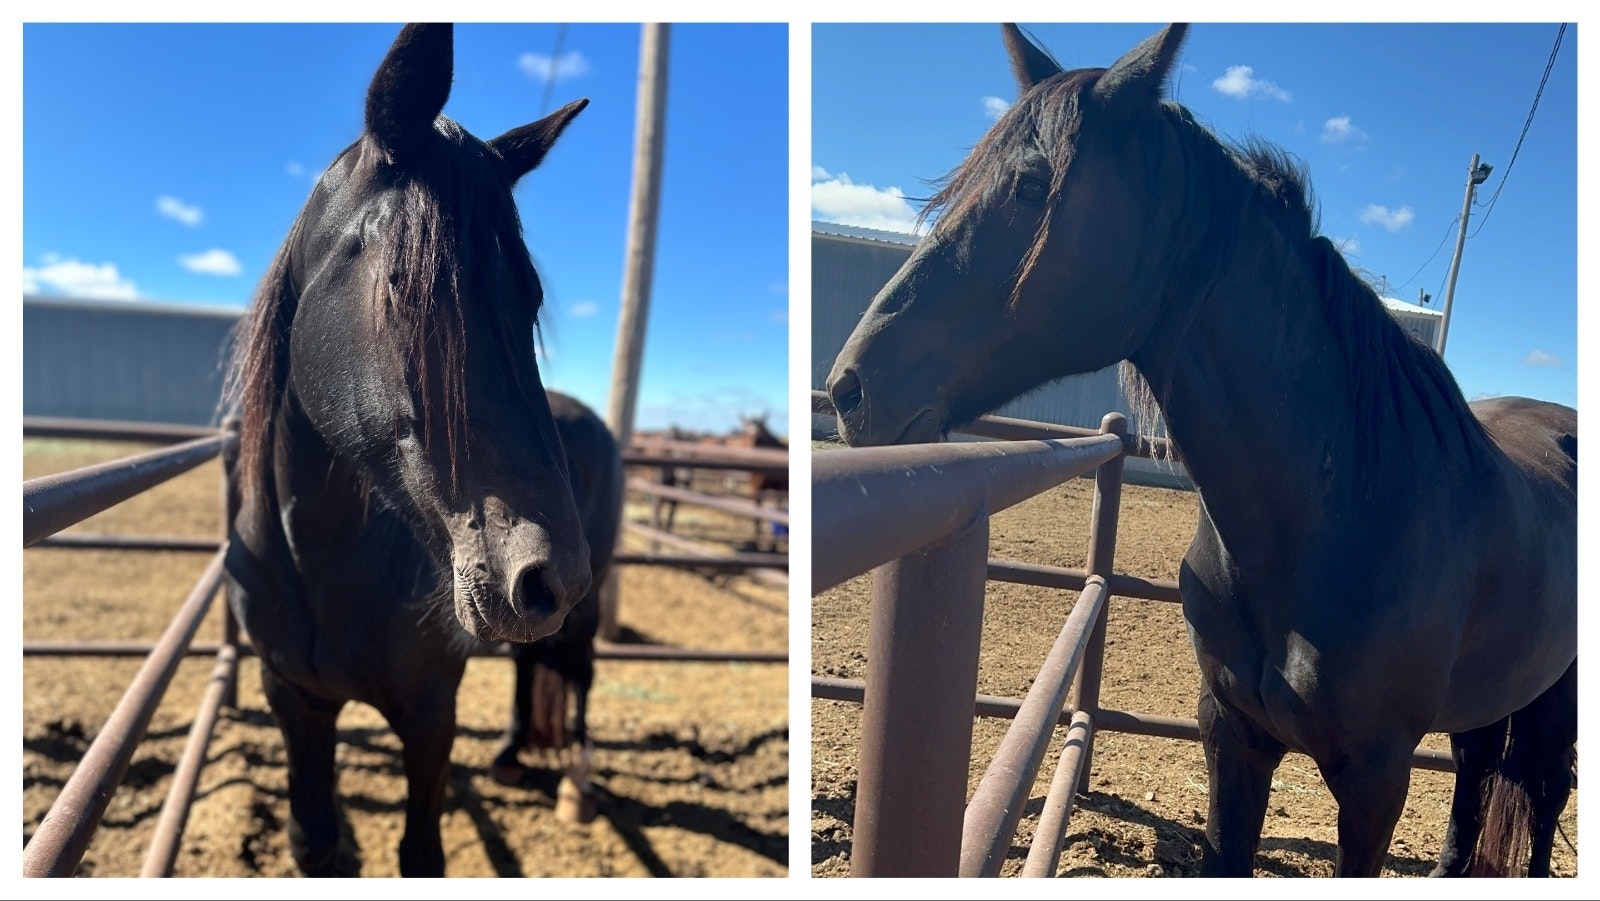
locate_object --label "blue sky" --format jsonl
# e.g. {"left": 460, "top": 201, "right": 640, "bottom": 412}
{"left": 812, "top": 22, "right": 1577, "bottom": 410}
{"left": 23, "top": 22, "right": 790, "bottom": 437}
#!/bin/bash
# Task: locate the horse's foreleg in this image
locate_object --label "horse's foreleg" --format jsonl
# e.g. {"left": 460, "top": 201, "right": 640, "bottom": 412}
{"left": 1432, "top": 718, "right": 1507, "bottom": 876}
{"left": 390, "top": 690, "right": 457, "bottom": 877}
{"left": 261, "top": 667, "right": 344, "bottom": 876}
{"left": 1196, "top": 686, "right": 1285, "bottom": 877}
{"left": 1322, "top": 747, "right": 1412, "bottom": 877}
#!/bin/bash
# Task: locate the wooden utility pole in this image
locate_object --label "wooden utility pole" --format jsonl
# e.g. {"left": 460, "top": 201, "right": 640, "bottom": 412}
{"left": 606, "top": 23, "right": 670, "bottom": 449}
{"left": 1436, "top": 153, "right": 1492, "bottom": 357}
{"left": 601, "top": 23, "right": 669, "bottom": 640}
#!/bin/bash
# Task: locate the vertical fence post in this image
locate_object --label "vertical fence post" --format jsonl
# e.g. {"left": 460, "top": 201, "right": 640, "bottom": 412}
{"left": 1068, "top": 413, "right": 1126, "bottom": 794}
{"left": 219, "top": 416, "right": 241, "bottom": 710}
{"left": 851, "top": 508, "right": 990, "bottom": 877}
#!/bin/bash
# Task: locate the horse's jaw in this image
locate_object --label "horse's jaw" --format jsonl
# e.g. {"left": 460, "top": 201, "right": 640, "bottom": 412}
{"left": 442, "top": 499, "right": 593, "bottom": 643}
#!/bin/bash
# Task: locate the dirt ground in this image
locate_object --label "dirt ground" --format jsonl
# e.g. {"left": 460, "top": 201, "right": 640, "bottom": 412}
{"left": 22, "top": 438, "right": 788, "bottom": 878}
{"left": 810, "top": 447, "right": 1578, "bottom": 878}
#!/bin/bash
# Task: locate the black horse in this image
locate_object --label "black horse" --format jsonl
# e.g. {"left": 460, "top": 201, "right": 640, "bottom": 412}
{"left": 827, "top": 24, "right": 1575, "bottom": 877}
{"left": 490, "top": 391, "right": 624, "bottom": 826}
{"left": 223, "top": 23, "right": 606, "bottom": 876}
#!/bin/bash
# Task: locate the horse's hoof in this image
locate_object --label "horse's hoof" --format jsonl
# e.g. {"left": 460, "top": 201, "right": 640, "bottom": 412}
{"left": 555, "top": 776, "right": 596, "bottom": 824}
{"left": 490, "top": 759, "right": 526, "bottom": 786}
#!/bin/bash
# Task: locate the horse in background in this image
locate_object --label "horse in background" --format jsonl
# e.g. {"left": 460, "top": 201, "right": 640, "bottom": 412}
{"left": 223, "top": 23, "right": 598, "bottom": 876}
{"left": 728, "top": 412, "right": 788, "bottom": 552}
{"left": 490, "top": 391, "right": 624, "bottom": 825}
{"left": 827, "top": 22, "right": 1575, "bottom": 877}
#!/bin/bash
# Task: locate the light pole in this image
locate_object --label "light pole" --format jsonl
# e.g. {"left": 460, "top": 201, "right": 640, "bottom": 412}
{"left": 1435, "top": 153, "right": 1494, "bottom": 357}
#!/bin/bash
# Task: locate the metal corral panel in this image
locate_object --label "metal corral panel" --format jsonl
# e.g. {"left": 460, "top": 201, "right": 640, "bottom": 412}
{"left": 812, "top": 222, "right": 1187, "bottom": 488}
{"left": 24, "top": 296, "right": 243, "bottom": 426}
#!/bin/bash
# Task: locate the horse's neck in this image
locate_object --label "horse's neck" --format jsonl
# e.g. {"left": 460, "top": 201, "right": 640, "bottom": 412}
{"left": 1128, "top": 213, "right": 1472, "bottom": 560}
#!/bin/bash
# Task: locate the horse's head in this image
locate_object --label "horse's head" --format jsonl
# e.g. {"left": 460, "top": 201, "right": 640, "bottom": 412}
{"left": 252, "top": 24, "right": 594, "bottom": 643}
{"left": 827, "top": 24, "right": 1191, "bottom": 446}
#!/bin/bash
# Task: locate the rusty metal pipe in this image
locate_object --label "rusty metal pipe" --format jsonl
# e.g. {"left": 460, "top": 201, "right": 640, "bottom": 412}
{"left": 32, "top": 533, "right": 222, "bottom": 552}
{"left": 613, "top": 550, "right": 788, "bottom": 570}
{"left": 23, "top": 433, "right": 234, "bottom": 548}
{"left": 1069, "top": 415, "right": 1128, "bottom": 794}
{"left": 139, "top": 643, "right": 238, "bottom": 877}
{"left": 22, "top": 548, "right": 227, "bottom": 877}
{"left": 625, "top": 439, "right": 787, "bottom": 469}
{"left": 1022, "top": 709, "right": 1095, "bottom": 877}
{"left": 27, "top": 535, "right": 788, "bottom": 573}
{"left": 809, "top": 390, "right": 1170, "bottom": 459}
{"left": 622, "top": 451, "right": 789, "bottom": 475}
{"left": 852, "top": 511, "right": 990, "bottom": 878}
{"left": 26, "top": 638, "right": 785, "bottom": 664}
{"left": 813, "top": 434, "right": 1121, "bottom": 594}
{"left": 812, "top": 678, "right": 1457, "bottom": 774}
{"left": 987, "top": 559, "right": 1180, "bottom": 603}
{"left": 23, "top": 416, "right": 223, "bottom": 444}
{"left": 960, "top": 576, "right": 1110, "bottom": 876}
{"left": 622, "top": 522, "right": 787, "bottom": 586}
{"left": 625, "top": 476, "right": 789, "bottom": 525}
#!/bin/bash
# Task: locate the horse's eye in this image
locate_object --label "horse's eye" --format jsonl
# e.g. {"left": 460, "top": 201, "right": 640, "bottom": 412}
{"left": 1015, "top": 176, "right": 1050, "bottom": 206}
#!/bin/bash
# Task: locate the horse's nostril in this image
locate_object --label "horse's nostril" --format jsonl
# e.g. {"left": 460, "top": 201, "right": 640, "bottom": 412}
{"left": 513, "top": 566, "right": 562, "bottom": 619}
{"left": 832, "top": 370, "right": 865, "bottom": 417}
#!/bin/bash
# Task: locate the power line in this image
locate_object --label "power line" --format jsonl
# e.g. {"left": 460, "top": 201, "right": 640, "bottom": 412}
{"left": 1393, "top": 213, "right": 1460, "bottom": 293}
{"left": 1467, "top": 22, "right": 1566, "bottom": 239}
{"left": 539, "top": 24, "right": 570, "bottom": 117}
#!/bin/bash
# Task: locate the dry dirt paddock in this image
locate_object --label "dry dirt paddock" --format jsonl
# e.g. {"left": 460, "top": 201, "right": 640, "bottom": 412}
{"left": 23, "top": 437, "right": 788, "bottom": 878}
{"left": 811, "top": 449, "right": 1577, "bottom": 878}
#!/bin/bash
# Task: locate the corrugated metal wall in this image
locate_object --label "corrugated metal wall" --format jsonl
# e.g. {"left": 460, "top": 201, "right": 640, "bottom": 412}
{"left": 1390, "top": 312, "right": 1440, "bottom": 349}
{"left": 23, "top": 297, "right": 242, "bottom": 425}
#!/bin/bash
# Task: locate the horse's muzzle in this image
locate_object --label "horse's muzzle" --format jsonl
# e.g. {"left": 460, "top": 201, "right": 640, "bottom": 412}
{"left": 445, "top": 502, "right": 592, "bottom": 642}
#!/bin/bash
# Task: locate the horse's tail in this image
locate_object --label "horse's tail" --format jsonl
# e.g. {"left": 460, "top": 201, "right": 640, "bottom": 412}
{"left": 1470, "top": 768, "right": 1532, "bottom": 877}
{"left": 1470, "top": 661, "right": 1579, "bottom": 877}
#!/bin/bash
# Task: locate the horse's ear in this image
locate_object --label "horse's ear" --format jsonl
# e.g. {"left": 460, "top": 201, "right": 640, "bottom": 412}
{"left": 366, "top": 23, "right": 454, "bottom": 161}
{"left": 1094, "top": 23, "right": 1188, "bottom": 107}
{"left": 1002, "top": 24, "right": 1062, "bottom": 91}
{"left": 488, "top": 98, "right": 590, "bottom": 184}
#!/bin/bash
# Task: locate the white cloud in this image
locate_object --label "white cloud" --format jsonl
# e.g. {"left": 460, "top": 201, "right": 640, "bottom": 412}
{"left": 1321, "top": 116, "right": 1368, "bottom": 146}
{"left": 156, "top": 195, "right": 203, "bottom": 227}
{"left": 569, "top": 300, "right": 599, "bottom": 318}
{"left": 982, "top": 95, "right": 1011, "bottom": 120}
{"left": 1211, "top": 65, "right": 1291, "bottom": 102}
{"left": 812, "top": 165, "right": 831, "bottom": 181}
{"left": 179, "top": 248, "right": 243, "bottom": 276}
{"left": 811, "top": 170, "right": 924, "bottom": 234}
{"left": 286, "top": 161, "right": 306, "bottom": 177}
{"left": 1523, "top": 349, "right": 1563, "bottom": 367}
{"left": 1332, "top": 235, "right": 1361, "bottom": 255}
{"left": 23, "top": 256, "right": 139, "bottom": 300}
{"left": 1358, "top": 204, "right": 1415, "bottom": 231}
{"left": 517, "top": 50, "right": 590, "bottom": 82}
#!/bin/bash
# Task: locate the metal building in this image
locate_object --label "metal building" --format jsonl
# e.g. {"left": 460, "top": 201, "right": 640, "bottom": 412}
{"left": 1380, "top": 296, "right": 1445, "bottom": 350}
{"left": 23, "top": 295, "right": 243, "bottom": 426}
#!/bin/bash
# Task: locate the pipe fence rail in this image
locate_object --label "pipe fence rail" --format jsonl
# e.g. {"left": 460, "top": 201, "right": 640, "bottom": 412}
{"left": 22, "top": 416, "right": 789, "bottom": 877}
{"left": 809, "top": 394, "right": 1454, "bottom": 877}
